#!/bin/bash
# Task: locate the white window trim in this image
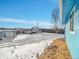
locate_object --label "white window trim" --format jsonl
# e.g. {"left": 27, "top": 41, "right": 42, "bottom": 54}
{"left": 70, "top": 6, "right": 76, "bottom": 34}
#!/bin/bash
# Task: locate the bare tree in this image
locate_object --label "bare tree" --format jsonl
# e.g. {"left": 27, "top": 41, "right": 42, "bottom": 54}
{"left": 51, "top": 8, "right": 59, "bottom": 33}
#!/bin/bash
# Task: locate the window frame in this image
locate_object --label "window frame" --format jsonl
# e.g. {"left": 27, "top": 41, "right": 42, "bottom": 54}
{"left": 69, "top": 6, "right": 76, "bottom": 34}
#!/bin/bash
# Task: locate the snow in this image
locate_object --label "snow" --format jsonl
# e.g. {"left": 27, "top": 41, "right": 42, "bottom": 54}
{"left": 13, "top": 33, "right": 64, "bottom": 41}
{"left": 13, "top": 34, "right": 30, "bottom": 41}
{"left": 0, "top": 33, "right": 64, "bottom": 59}
{"left": 0, "top": 40, "right": 52, "bottom": 59}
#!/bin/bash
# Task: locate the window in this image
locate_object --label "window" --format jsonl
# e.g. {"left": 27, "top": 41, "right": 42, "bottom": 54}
{"left": 70, "top": 7, "right": 75, "bottom": 32}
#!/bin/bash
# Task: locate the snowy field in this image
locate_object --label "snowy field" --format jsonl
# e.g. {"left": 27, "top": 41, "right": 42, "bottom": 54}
{"left": 0, "top": 33, "right": 64, "bottom": 59}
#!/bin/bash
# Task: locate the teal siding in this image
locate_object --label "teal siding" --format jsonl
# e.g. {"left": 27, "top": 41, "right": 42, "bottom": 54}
{"left": 65, "top": 10, "right": 79, "bottom": 59}
{"left": 62, "top": 0, "right": 79, "bottom": 58}
{"left": 62, "top": 0, "right": 75, "bottom": 24}
{"left": 62, "top": 0, "right": 79, "bottom": 24}
{"left": 76, "top": 0, "right": 79, "bottom": 10}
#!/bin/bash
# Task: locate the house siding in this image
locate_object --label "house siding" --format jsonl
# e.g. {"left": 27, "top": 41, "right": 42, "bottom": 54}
{"left": 65, "top": 10, "right": 79, "bottom": 59}
{"left": 62, "top": 0, "right": 75, "bottom": 24}
{"left": 61, "top": 0, "right": 79, "bottom": 58}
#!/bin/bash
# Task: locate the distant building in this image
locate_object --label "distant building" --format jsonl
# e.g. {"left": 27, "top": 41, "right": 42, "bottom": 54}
{"left": 0, "top": 29, "right": 16, "bottom": 41}
{"left": 31, "top": 27, "right": 41, "bottom": 33}
{"left": 59, "top": 0, "right": 79, "bottom": 59}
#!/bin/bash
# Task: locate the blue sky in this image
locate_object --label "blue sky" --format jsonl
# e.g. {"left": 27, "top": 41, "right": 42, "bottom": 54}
{"left": 0, "top": 0, "right": 59, "bottom": 28}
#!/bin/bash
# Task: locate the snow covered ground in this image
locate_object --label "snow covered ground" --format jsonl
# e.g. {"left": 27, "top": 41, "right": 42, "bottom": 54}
{"left": 0, "top": 33, "right": 64, "bottom": 59}
{"left": 0, "top": 40, "right": 52, "bottom": 59}
{"left": 12, "top": 33, "right": 64, "bottom": 44}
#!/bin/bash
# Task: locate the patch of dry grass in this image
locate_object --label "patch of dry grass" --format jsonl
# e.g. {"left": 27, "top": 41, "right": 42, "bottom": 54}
{"left": 38, "top": 38, "right": 72, "bottom": 59}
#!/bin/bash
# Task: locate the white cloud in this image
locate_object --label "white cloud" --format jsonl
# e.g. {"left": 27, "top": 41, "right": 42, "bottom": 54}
{"left": 0, "top": 18, "right": 52, "bottom": 28}
{"left": 0, "top": 18, "right": 26, "bottom": 24}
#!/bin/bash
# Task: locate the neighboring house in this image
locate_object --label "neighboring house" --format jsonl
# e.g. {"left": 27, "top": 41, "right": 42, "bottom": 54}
{"left": 59, "top": 0, "right": 79, "bottom": 59}
{"left": 0, "top": 29, "right": 16, "bottom": 41}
